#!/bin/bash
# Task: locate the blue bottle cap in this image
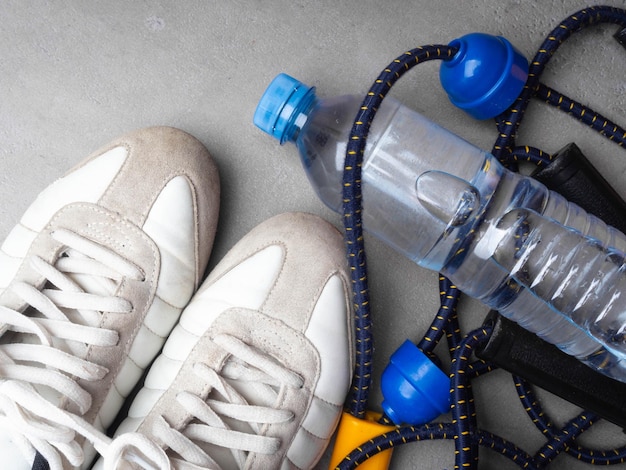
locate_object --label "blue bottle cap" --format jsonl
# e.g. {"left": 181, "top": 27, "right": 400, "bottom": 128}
{"left": 439, "top": 33, "right": 529, "bottom": 120}
{"left": 253, "top": 73, "right": 316, "bottom": 144}
{"left": 381, "top": 339, "right": 450, "bottom": 425}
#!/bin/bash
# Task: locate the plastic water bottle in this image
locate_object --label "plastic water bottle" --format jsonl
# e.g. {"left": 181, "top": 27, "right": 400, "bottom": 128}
{"left": 253, "top": 73, "right": 626, "bottom": 382}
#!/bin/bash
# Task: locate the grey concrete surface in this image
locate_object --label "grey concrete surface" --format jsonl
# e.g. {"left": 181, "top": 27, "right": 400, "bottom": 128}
{"left": 2, "top": 1, "right": 626, "bottom": 469}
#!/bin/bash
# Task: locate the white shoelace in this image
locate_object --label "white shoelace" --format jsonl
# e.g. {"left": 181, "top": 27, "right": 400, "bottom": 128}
{"left": 103, "top": 333, "right": 304, "bottom": 470}
{"left": 0, "top": 228, "right": 144, "bottom": 469}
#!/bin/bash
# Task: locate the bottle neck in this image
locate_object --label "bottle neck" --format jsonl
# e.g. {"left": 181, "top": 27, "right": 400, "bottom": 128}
{"left": 280, "top": 91, "right": 317, "bottom": 145}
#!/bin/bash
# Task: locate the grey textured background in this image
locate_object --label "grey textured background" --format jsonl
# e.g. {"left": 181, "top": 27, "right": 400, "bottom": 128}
{"left": 2, "top": 1, "right": 626, "bottom": 469}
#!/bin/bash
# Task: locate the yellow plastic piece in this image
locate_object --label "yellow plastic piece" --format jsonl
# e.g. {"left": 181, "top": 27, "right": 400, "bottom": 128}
{"left": 329, "top": 411, "right": 396, "bottom": 470}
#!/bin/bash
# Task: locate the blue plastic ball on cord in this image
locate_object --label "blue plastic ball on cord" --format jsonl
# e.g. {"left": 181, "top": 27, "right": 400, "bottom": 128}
{"left": 381, "top": 340, "right": 450, "bottom": 425}
{"left": 439, "top": 32, "right": 529, "bottom": 120}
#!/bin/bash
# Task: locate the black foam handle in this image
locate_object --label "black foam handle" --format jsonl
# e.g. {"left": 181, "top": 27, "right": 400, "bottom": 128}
{"left": 478, "top": 311, "right": 626, "bottom": 428}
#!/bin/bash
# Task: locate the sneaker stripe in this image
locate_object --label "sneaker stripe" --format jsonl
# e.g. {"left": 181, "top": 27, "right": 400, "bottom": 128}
{"left": 304, "top": 274, "right": 352, "bottom": 405}
{"left": 143, "top": 175, "right": 197, "bottom": 309}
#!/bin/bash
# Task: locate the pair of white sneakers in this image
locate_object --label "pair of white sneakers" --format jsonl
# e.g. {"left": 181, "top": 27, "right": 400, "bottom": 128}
{"left": 0, "top": 127, "right": 354, "bottom": 469}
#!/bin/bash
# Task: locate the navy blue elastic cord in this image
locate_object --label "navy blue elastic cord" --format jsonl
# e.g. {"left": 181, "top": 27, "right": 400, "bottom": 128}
{"left": 449, "top": 326, "right": 493, "bottom": 470}
{"left": 476, "top": 430, "right": 539, "bottom": 470}
{"left": 515, "top": 376, "right": 626, "bottom": 465}
{"left": 492, "top": 5, "right": 626, "bottom": 161}
{"left": 508, "top": 146, "right": 553, "bottom": 167}
{"left": 342, "top": 44, "right": 459, "bottom": 419}
{"left": 336, "top": 425, "right": 541, "bottom": 470}
{"left": 418, "top": 276, "right": 462, "bottom": 354}
{"left": 335, "top": 422, "right": 456, "bottom": 469}
{"left": 534, "top": 412, "right": 597, "bottom": 468}
{"left": 466, "top": 357, "right": 496, "bottom": 380}
{"left": 535, "top": 83, "right": 626, "bottom": 148}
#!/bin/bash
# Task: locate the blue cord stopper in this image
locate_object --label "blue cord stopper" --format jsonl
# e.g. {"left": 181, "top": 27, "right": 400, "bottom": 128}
{"left": 439, "top": 32, "right": 529, "bottom": 120}
{"left": 381, "top": 340, "right": 450, "bottom": 425}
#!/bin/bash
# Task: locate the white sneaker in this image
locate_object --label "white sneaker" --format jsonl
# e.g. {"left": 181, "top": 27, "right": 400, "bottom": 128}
{"left": 0, "top": 127, "right": 220, "bottom": 470}
{"left": 98, "top": 212, "right": 354, "bottom": 470}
